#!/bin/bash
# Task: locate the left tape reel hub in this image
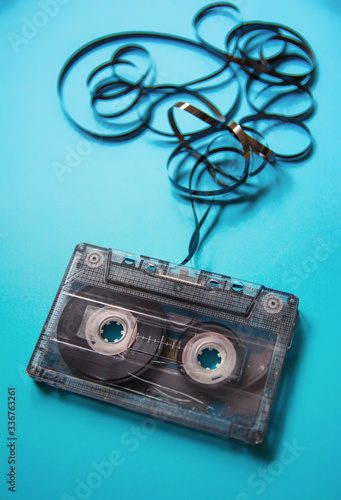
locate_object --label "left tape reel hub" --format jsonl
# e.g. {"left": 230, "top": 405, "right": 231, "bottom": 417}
{"left": 85, "top": 306, "right": 138, "bottom": 355}
{"left": 57, "top": 286, "right": 165, "bottom": 383}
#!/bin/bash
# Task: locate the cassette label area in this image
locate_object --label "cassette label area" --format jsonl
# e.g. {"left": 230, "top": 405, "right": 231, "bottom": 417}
{"left": 27, "top": 243, "right": 299, "bottom": 444}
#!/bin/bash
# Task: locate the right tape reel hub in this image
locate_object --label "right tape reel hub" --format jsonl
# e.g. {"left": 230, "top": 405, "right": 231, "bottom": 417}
{"left": 182, "top": 331, "right": 238, "bottom": 385}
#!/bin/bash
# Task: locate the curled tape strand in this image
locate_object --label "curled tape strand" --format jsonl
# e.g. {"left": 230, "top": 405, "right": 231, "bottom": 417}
{"left": 57, "top": 2, "right": 315, "bottom": 264}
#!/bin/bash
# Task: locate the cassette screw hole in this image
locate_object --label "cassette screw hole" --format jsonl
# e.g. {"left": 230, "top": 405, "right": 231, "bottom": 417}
{"left": 251, "top": 431, "right": 264, "bottom": 444}
{"left": 101, "top": 321, "right": 124, "bottom": 343}
{"left": 197, "top": 348, "right": 222, "bottom": 370}
{"left": 86, "top": 251, "right": 104, "bottom": 268}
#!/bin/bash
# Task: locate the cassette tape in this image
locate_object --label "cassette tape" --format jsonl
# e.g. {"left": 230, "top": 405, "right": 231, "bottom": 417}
{"left": 27, "top": 243, "right": 298, "bottom": 444}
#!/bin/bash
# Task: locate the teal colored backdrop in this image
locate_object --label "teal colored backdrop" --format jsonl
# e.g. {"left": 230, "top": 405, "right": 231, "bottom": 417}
{"left": 0, "top": 1, "right": 340, "bottom": 499}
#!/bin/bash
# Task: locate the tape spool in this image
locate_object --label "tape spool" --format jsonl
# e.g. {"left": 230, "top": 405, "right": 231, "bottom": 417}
{"left": 178, "top": 322, "right": 241, "bottom": 386}
{"left": 57, "top": 286, "right": 165, "bottom": 383}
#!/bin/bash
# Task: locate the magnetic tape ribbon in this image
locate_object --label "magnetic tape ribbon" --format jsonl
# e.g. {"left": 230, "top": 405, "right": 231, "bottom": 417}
{"left": 194, "top": 3, "right": 315, "bottom": 85}
{"left": 167, "top": 102, "right": 312, "bottom": 264}
{"left": 57, "top": 2, "right": 315, "bottom": 265}
{"left": 57, "top": 32, "right": 235, "bottom": 141}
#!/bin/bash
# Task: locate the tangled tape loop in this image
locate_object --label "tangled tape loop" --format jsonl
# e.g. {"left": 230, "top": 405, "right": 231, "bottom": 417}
{"left": 58, "top": 2, "right": 315, "bottom": 264}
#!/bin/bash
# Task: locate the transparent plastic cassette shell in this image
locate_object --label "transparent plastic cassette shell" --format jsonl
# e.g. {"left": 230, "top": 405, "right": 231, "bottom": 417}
{"left": 27, "top": 243, "right": 299, "bottom": 445}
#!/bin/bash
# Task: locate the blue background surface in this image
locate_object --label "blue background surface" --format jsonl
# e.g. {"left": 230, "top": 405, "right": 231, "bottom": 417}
{"left": 1, "top": 1, "right": 340, "bottom": 499}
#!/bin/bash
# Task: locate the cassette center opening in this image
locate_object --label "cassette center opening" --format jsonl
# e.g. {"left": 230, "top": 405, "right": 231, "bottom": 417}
{"left": 101, "top": 321, "right": 124, "bottom": 343}
{"left": 197, "top": 347, "right": 222, "bottom": 370}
